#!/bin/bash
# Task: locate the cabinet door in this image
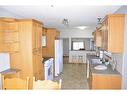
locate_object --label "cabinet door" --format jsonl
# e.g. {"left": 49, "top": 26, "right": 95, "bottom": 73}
{"left": 32, "top": 22, "right": 37, "bottom": 49}
{"left": 101, "top": 15, "right": 124, "bottom": 53}
{"left": 33, "top": 23, "right": 42, "bottom": 49}
{"left": 101, "top": 18, "right": 108, "bottom": 50}
{"left": 50, "top": 30, "right": 55, "bottom": 57}
{"left": 46, "top": 29, "right": 51, "bottom": 56}
{"left": 32, "top": 49, "right": 38, "bottom": 78}
{"left": 0, "top": 21, "right": 19, "bottom": 52}
{"left": 91, "top": 74, "right": 121, "bottom": 89}
{"left": 108, "top": 15, "right": 124, "bottom": 52}
{"left": 94, "top": 30, "right": 102, "bottom": 47}
{"left": 37, "top": 24, "right": 42, "bottom": 48}
{"left": 36, "top": 48, "right": 43, "bottom": 80}
{"left": 38, "top": 47, "right": 43, "bottom": 80}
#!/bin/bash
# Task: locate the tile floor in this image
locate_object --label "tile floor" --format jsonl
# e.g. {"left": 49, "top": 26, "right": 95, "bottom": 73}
{"left": 53, "top": 57, "right": 89, "bottom": 89}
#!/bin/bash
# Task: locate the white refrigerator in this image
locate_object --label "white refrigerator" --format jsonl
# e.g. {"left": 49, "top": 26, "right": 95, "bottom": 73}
{"left": 55, "top": 39, "right": 63, "bottom": 76}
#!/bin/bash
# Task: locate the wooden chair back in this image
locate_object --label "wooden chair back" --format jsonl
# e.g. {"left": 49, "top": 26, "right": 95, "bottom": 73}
{"left": 2, "top": 75, "right": 29, "bottom": 90}
{"left": 33, "top": 77, "right": 61, "bottom": 90}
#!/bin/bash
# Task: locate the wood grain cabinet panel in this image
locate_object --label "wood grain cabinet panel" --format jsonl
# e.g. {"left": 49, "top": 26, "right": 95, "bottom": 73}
{"left": 0, "top": 20, "right": 19, "bottom": 53}
{"left": 42, "top": 28, "right": 60, "bottom": 57}
{"left": 91, "top": 74, "right": 121, "bottom": 89}
{"left": 0, "top": 18, "right": 44, "bottom": 89}
{"left": 93, "top": 30, "right": 102, "bottom": 47}
{"left": 100, "top": 14, "right": 124, "bottom": 53}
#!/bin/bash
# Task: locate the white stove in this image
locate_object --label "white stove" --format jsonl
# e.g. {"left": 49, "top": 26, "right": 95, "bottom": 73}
{"left": 43, "top": 58, "right": 53, "bottom": 80}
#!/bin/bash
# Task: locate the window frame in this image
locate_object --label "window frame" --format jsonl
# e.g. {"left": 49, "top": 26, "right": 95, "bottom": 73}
{"left": 72, "top": 41, "right": 85, "bottom": 50}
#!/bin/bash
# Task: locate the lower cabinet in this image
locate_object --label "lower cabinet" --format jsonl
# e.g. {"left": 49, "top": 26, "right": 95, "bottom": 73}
{"left": 89, "top": 74, "right": 121, "bottom": 89}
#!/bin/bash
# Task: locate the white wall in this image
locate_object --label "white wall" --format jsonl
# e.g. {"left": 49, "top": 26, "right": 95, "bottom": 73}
{"left": 60, "top": 28, "right": 94, "bottom": 38}
{"left": 0, "top": 7, "right": 21, "bottom": 18}
{"left": 63, "top": 38, "right": 69, "bottom": 56}
{"left": 115, "top": 6, "right": 127, "bottom": 14}
{"left": 0, "top": 53, "right": 10, "bottom": 89}
{"left": 114, "top": 6, "right": 127, "bottom": 89}
{"left": 111, "top": 53, "right": 123, "bottom": 74}
{"left": 60, "top": 28, "right": 95, "bottom": 53}
{"left": 122, "top": 15, "right": 127, "bottom": 89}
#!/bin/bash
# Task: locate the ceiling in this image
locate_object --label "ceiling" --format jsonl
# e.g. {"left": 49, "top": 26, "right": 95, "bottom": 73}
{"left": 0, "top": 6, "right": 121, "bottom": 30}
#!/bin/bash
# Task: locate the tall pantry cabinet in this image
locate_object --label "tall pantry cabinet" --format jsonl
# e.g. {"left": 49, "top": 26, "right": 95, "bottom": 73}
{"left": 0, "top": 18, "right": 44, "bottom": 89}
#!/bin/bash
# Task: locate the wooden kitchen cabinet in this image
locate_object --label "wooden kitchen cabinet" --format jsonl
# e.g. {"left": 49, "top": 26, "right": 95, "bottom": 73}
{"left": 93, "top": 30, "right": 102, "bottom": 47}
{"left": 17, "top": 20, "right": 43, "bottom": 89}
{"left": 100, "top": 14, "right": 124, "bottom": 53}
{"left": 88, "top": 63, "right": 121, "bottom": 89}
{"left": 42, "top": 27, "right": 47, "bottom": 56}
{"left": 89, "top": 74, "right": 121, "bottom": 89}
{"left": 42, "top": 28, "right": 60, "bottom": 57}
{"left": 0, "top": 18, "right": 44, "bottom": 89}
{"left": 0, "top": 20, "right": 19, "bottom": 53}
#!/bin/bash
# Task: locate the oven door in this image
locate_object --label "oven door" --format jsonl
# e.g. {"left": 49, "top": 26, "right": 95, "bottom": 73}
{"left": 45, "top": 65, "right": 53, "bottom": 80}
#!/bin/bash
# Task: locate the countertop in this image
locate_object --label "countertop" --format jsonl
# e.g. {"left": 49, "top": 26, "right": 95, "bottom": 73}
{"left": 70, "top": 50, "right": 96, "bottom": 52}
{"left": 87, "top": 54, "right": 121, "bottom": 76}
{"left": 0, "top": 68, "right": 21, "bottom": 75}
{"left": 86, "top": 54, "right": 100, "bottom": 60}
{"left": 90, "top": 64, "right": 121, "bottom": 76}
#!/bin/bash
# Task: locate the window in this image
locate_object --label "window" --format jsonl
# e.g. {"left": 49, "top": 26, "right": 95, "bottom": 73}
{"left": 72, "top": 41, "right": 85, "bottom": 50}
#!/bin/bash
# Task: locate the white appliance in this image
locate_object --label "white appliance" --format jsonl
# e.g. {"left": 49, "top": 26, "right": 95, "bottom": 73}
{"left": 0, "top": 53, "right": 10, "bottom": 89}
{"left": 55, "top": 40, "right": 63, "bottom": 76}
{"left": 44, "top": 58, "right": 53, "bottom": 80}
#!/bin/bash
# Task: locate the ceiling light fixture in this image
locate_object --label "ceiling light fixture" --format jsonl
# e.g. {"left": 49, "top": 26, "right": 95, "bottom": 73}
{"left": 75, "top": 26, "right": 88, "bottom": 30}
{"left": 96, "top": 17, "right": 102, "bottom": 28}
{"left": 51, "top": 5, "right": 54, "bottom": 7}
{"left": 62, "top": 18, "right": 69, "bottom": 26}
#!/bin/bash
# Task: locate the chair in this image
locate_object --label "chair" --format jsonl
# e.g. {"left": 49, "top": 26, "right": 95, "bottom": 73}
{"left": 33, "top": 77, "right": 61, "bottom": 90}
{"left": 2, "top": 75, "right": 29, "bottom": 90}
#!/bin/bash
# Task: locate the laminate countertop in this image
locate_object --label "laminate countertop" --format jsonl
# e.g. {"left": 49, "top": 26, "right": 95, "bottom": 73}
{"left": 0, "top": 69, "right": 21, "bottom": 75}
{"left": 87, "top": 54, "right": 121, "bottom": 76}
{"left": 86, "top": 54, "right": 100, "bottom": 60}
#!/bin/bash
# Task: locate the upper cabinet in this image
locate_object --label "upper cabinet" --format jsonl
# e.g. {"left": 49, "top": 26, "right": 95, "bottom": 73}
{"left": 93, "top": 30, "right": 102, "bottom": 47}
{"left": 0, "top": 19, "right": 19, "bottom": 53}
{"left": 97, "top": 14, "right": 125, "bottom": 53}
{"left": 0, "top": 18, "right": 44, "bottom": 89}
{"left": 42, "top": 28, "right": 60, "bottom": 57}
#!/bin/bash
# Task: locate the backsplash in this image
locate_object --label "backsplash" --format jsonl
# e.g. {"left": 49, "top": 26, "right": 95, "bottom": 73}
{"left": 111, "top": 53, "right": 123, "bottom": 74}
{"left": 103, "top": 51, "right": 123, "bottom": 74}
